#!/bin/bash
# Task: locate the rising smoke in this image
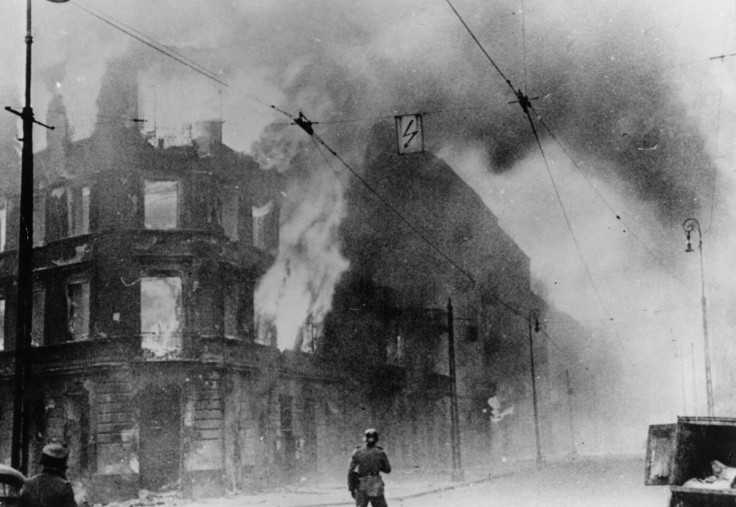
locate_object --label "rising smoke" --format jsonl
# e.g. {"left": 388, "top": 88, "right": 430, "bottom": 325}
{"left": 2, "top": 0, "right": 736, "bottom": 450}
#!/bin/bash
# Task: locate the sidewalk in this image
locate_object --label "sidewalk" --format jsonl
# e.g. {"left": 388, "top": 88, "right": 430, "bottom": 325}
{"left": 182, "top": 463, "right": 530, "bottom": 507}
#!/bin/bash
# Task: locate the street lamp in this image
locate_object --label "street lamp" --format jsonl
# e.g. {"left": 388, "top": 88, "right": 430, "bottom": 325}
{"left": 682, "top": 218, "right": 714, "bottom": 417}
{"left": 6, "top": 0, "right": 68, "bottom": 475}
{"left": 528, "top": 309, "right": 544, "bottom": 464}
{"left": 446, "top": 298, "right": 464, "bottom": 482}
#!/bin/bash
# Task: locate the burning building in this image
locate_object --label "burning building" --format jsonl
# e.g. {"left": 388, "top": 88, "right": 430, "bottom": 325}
{"left": 0, "top": 52, "right": 576, "bottom": 502}
{"left": 0, "top": 81, "right": 284, "bottom": 499}
{"left": 314, "top": 122, "right": 553, "bottom": 470}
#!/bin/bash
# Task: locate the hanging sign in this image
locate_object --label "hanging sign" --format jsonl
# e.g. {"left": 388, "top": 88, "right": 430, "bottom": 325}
{"left": 395, "top": 113, "right": 424, "bottom": 154}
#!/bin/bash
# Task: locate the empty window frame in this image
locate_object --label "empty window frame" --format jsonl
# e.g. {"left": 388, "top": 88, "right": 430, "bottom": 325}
{"left": 32, "top": 285, "right": 45, "bottom": 347}
{"left": 144, "top": 180, "right": 180, "bottom": 230}
{"left": 67, "top": 279, "right": 90, "bottom": 341}
{"left": 141, "top": 276, "right": 183, "bottom": 355}
{"left": 68, "top": 185, "right": 90, "bottom": 237}
{"left": 223, "top": 279, "right": 243, "bottom": 339}
{"left": 0, "top": 198, "right": 7, "bottom": 252}
{"left": 0, "top": 297, "right": 5, "bottom": 351}
{"left": 252, "top": 200, "right": 274, "bottom": 250}
{"left": 47, "top": 186, "right": 69, "bottom": 242}
{"left": 33, "top": 192, "right": 46, "bottom": 247}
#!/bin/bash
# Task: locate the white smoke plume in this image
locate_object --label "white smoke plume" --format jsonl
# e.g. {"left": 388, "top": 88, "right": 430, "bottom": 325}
{"left": 1, "top": 0, "right": 736, "bottom": 451}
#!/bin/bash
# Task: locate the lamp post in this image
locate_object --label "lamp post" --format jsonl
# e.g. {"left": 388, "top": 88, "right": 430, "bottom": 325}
{"left": 528, "top": 309, "right": 544, "bottom": 464}
{"left": 682, "top": 218, "right": 714, "bottom": 417}
{"left": 447, "top": 298, "right": 464, "bottom": 481}
{"left": 6, "top": 0, "right": 68, "bottom": 475}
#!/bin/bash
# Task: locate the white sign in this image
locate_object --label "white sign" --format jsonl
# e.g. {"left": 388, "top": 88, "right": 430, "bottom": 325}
{"left": 395, "top": 113, "right": 424, "bottom": 154}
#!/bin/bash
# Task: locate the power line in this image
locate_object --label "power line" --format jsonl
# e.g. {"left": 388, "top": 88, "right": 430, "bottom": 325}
{"left": 443, "top": 0, "right": 634, "bottom": 365}
{"left": 533, "top": 116, "right": 690, "bottom": 288}
{"left": 290, "top": 109, "right": 594, "bottom": 373}
{"left": 520, "top": 0, "right": 527, "bottom": 94}
{"left": 274, "top": 107, "right": 476, "bottom": 286}
{"left": 525, "top": 113, "right": 630, "bottom": 358}
{"left": 70, "top": 1, "right": 229, "bottom": 88}
{"left": 443, "top": 0, "right": 518, "bottom": 97}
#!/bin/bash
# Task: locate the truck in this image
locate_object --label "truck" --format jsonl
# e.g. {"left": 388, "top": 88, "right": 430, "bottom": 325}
{"left": 646, "top": 416, "right": 736, "bottom": 507}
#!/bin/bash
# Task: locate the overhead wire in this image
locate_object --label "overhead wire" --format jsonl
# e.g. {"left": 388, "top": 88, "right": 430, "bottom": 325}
{"left": 271, "top": 106, "right": 476, "bottom": 286}
{"left": 70, "top": 1, "right": 228, "bottom": 88}
{"left": 443, "top": 0, "right": 633, "bottom": 364}
{"left": 298, "top": 128, "right": 590, "bottom": 363}
{"left": 442, "top": 0, "right": 518, "bottom": 97}
{"left": 524, "top": 112, "right": 632, "bottom": 363}
{"left": 73, "top": 1, "right": 280, "bottom": 111}
{"left": 533, "top": 116, "right": 689, "bottom": 288}
{"left": 520, "top": 0, "right": 527, "bottom": 94}
{"left": 707, "top": 4, "right": 734, "bottom": 237}
{"left": 56, "top": 0, "right": 694, "bottom": 371}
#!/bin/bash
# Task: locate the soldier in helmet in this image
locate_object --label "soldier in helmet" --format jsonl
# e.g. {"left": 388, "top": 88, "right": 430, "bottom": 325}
{"left": 347, "top": 428, "right": 391, "bottom": 507}
{"left": 19, "top": 442, "right": 77, "bottom": 507}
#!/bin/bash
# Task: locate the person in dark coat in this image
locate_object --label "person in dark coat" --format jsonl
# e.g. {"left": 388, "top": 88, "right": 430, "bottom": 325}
{"left": 19, "top": 442, "right": 77, "bottom": 507}
{"left": 347, "top": 428, "right": 391, "bottom": 507}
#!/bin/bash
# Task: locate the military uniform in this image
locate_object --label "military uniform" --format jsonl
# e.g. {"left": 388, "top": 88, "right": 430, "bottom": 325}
{"left": 347, "top": 442, "right": 391, "bottom": 507}
{"left": 19, "top": 442, "right": 77, "bottom": 507}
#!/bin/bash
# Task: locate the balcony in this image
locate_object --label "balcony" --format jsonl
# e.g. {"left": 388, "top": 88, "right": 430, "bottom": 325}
{"left": 196, "top": 335, "right": 278, "bottom": 370}
{"left": 0, "top": 337, "right": 140, "bottom": 378}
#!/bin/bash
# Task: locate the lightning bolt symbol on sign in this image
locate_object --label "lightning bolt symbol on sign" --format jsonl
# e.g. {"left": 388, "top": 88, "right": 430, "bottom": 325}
{"left": 403, "top": 119, "right": 419, "bottom": 148}
{"left": 395, "top": 114, "right": 423, "bottom": 154}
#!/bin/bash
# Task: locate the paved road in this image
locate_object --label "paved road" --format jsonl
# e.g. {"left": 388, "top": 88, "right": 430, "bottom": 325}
{"left": 175, "top": 458, "right": 672, "bottom": 507}
{"left": 392, "top": 460, "right": 671, "bottom": 507}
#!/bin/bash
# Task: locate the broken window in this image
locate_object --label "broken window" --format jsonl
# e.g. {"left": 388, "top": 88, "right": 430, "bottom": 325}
{"left": 224, "top": 279, "right": 243, "bottom": 339}
{"left": 0, "top": 198, "right": 6, "bottom": 252}
{"left": 47, "top": 186, "right": 69, "bottom": 242}
{"left": 32, "top": 285, "right": 45, "bottom": 347}
{"left": 465, "top": 324, "right": 479, "bottom": 342}
{"left": 67, "top": 279, "right": 89, "bottom": 341}
{"left": 141, "top": 276, "right": 183, "bottom": 356}
{"left": 144, "top": 180, "right": 180, "bottom": 230}
{"left": 206, "top": 190, "right": 221, "bottom": 227}
{"left": 34, "top": 192, "right": 46, "bottom": 246}
{"left": 387, "top": 333, "right": 405, "bottom": 366}
{"left": 0, "top": 297, "right": 5, "bottom": 350}
{"left": 221, "top": 191, "right": 239, "bottom": 241}
{"left": 68, "top": 185, "right": 90, "bottom": 236}
{"left": 252, "top": 200, "right": 274, "bottom": 250}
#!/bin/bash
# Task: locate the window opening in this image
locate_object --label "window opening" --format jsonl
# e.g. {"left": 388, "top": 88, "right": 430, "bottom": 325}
{"left": 141, "top": 276, "right": 183, "bottom": 356}
{"left": 32, "top": 286, "right": 45, "bottom": 346}
{"left": 67, "top": 280, "right": 90, "bottom": 341}
{"left": 144, "top": 180, "right": 179, "bottom": 230}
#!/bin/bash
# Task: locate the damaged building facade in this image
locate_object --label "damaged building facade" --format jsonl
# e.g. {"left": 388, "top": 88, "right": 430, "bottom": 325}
{"left": 0, "top": 63, "right": 568, "bottom": 502}
{"left": 0, "top": 106, "right": 284, "bottom": 500}
{"left": 317, "top": 124, "right": 553, "bottom": 472}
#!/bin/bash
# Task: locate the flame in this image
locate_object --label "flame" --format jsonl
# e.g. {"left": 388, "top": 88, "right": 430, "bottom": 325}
{"left": 253, "top": 144, "right": 349, "bottom": 351}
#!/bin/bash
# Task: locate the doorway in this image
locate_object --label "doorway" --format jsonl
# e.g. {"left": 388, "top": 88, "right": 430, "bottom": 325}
{"left": 139, "top": 385, "right": 181, "bottom": 490}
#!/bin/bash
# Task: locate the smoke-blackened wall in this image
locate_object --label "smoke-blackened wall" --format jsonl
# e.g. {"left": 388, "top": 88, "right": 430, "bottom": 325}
{"left": 2, "top": 0, "right": 735, "bottom": 459}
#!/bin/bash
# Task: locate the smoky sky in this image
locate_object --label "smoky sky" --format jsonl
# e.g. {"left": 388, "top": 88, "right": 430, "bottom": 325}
{"left": 2, "top": 0, "right": 736, "bottom": 449}
{"left": 0, "top": 1, "right": 726, "bottom": 226}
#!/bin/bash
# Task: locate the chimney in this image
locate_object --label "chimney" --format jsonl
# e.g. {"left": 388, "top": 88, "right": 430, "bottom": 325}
{"left": 192, "top": 120, "right": 223, "bottom": 157}
{"left": 45, "top": 94, "right": 70, "bottom": 177}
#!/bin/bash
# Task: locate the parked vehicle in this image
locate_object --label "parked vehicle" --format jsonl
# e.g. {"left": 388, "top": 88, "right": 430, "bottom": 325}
{"left": 646, "top": 416, "right": 736, "bottom": 507}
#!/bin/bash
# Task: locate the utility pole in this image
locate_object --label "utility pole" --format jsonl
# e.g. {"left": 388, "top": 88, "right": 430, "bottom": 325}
{"left": 447, "top": 298, "right": 464, "bottom": 481}
{"left": 565, "top": 370, "right": 577, "bottom": 458}
{"left": 683, "top": 218, "right": 714, "bottom": 417}
{"left": 528, "top": 309, "right": 543, "bottom": 465}
{"left": 6, "top": 0, "right": 65, "bottom": 474}
{"left": 7, "top": 0, "right": 37, "bottom": 475}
